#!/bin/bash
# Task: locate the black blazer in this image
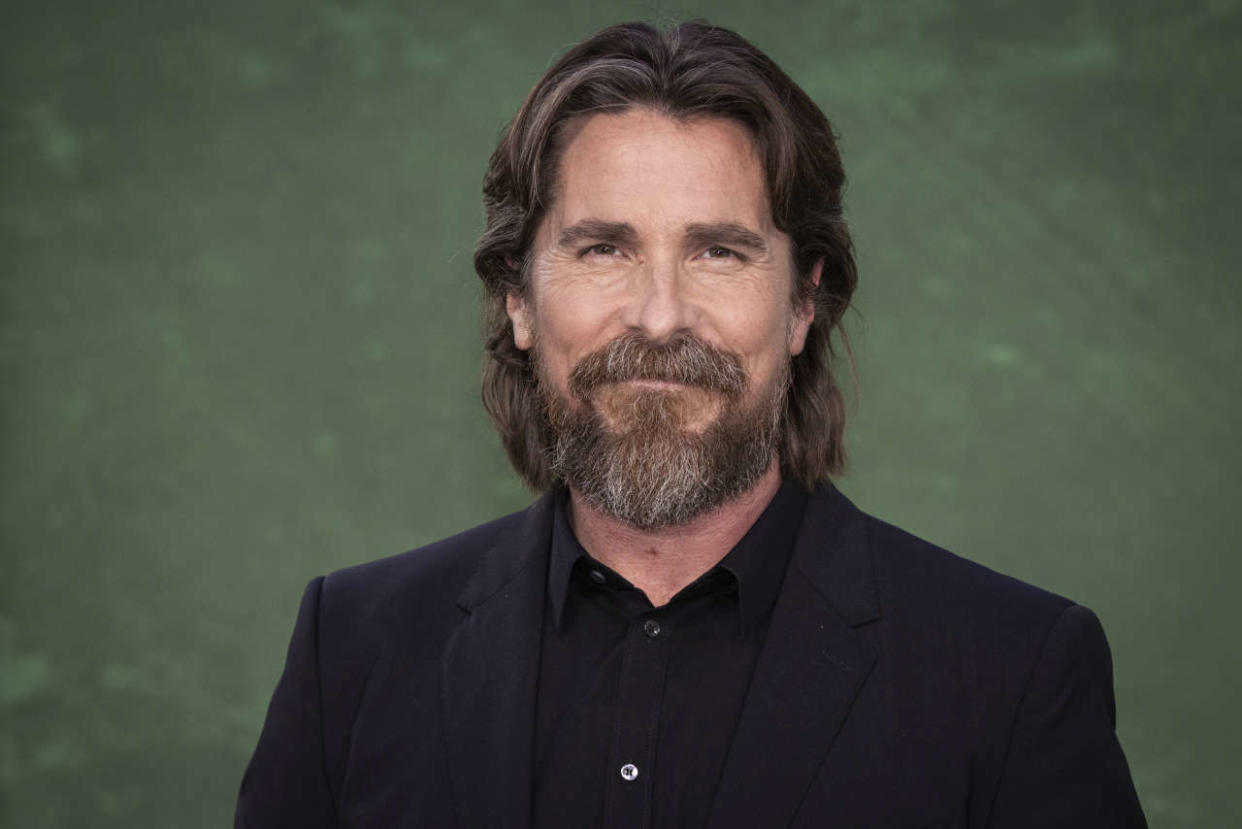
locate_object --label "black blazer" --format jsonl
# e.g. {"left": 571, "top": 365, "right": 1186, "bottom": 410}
{"left": 236, "top": 483, "right": 1145, "bottom": 827}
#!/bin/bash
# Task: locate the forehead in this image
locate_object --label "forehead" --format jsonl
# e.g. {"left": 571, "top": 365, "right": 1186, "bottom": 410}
{"left": 548, "top": 107, "right": 773, "bottom": 234}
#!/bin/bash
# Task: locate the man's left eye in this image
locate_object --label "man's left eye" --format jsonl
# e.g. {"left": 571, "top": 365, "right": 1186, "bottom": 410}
{"left": 703, "top": 246, "right": 738, "bottom": 260}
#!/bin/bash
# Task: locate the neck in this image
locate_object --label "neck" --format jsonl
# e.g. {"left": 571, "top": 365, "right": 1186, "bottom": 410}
{"left": 567, "top": 460, "right": 783, "bottom": 607}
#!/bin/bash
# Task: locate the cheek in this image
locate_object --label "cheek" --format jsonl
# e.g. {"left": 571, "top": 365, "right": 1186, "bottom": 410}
{"left": 715, "top": 302, "right": 795, "bottom": 371}
{"left": 531, "top": 297, "right": 614, "bottom": 384}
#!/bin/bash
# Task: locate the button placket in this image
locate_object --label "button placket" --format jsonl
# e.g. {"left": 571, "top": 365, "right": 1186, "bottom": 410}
{"left": 602, "top": 617, "right": 672, "bottom": 828}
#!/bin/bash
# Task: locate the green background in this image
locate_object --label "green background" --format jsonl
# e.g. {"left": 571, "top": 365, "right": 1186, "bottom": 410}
{"left": 2, "top": 0, "right": 1238, "bottom": 825}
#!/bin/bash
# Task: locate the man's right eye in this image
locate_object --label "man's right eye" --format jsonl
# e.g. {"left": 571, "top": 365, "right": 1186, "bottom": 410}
{"left": 582, "top": 243, "right": 619, "bottom": 257}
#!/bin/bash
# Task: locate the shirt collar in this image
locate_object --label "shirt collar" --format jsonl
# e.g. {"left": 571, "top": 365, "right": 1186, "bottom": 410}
{"left": 546, "top": 479, "right": 809, "bottom": 633}
{"left": 546, "top": 486, "right": 584, "bottom": 630}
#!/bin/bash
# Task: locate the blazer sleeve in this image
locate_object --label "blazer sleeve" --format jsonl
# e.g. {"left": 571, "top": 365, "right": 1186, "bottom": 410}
{"left": 986, "top": 603, "right": 1146, "bottom": 827}
{"left": 235, "top": 577, "right": 338, "bottom": 829}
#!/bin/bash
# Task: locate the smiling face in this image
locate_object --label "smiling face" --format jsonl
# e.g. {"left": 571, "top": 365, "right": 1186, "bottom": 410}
{"left": 506, "top": 107, "right": 819, "bottom": 526}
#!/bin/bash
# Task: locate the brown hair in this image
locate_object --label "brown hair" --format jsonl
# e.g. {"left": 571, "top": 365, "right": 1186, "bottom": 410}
{"left": 474, "top": 20, "right": 857, "bottom": 490}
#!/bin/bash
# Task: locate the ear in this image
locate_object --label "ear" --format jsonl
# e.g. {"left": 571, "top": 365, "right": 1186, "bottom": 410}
{"left": 506, "top": 292, "right": 534, "bottom": 351}
{"left": 789, "top": 258, "right": 822, "bottom": 356}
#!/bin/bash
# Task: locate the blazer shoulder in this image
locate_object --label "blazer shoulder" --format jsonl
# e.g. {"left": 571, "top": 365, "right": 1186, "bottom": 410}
{"left": 302, "top": 499, "right": 548, "bottom": 679}
{"left": 318, "top": 500, "right": 541, "bottom": 624}
{"left": 842, "top": 501, "right": 1113, "bottom": 725}
{"left": 834, "top": 502, "right": 1144, "bottom": 824}
{"left": 863, "top": 509, "right": 1073, "bottom": 618}
{"left": 806, "top": 488, "right": 1078, "bottom": 666}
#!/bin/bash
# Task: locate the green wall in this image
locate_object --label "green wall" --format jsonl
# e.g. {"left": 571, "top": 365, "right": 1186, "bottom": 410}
{"left": 2, "top": 1, "right": 1238, "bottom": 825}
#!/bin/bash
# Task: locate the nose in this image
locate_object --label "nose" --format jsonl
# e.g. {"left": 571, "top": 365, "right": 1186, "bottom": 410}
{"left": 625, "top": 258, "right": 698, "bottom": 342}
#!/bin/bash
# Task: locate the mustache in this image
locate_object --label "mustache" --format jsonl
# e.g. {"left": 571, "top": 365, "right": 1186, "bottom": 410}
{"left": 567, "top": 332, "right": 747, "bottom": 400}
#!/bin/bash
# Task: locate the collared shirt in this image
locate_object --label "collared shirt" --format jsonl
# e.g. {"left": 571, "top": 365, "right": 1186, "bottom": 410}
{"left": 530, "top": 479, "right": 809, "bottom": 828}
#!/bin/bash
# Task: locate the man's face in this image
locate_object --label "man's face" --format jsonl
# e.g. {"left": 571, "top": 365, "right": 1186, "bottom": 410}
{"left": 507, "top": 107, "right": 817, "bottom": 527}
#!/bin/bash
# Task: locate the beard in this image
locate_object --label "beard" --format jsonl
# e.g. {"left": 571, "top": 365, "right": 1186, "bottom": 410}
{"left": 536, "top": 331, "right": 789, "bottom": 529}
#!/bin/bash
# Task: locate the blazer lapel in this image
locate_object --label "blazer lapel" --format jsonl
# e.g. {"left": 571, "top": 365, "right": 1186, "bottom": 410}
{"left": 708, "top": 484, "right": 881, "bottom": 828}
{"left": 441, "top": 494, "right": 555, "bottom": 829}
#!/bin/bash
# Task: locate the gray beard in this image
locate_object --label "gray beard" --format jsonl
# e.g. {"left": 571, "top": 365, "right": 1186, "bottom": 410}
{"left": 539, "top": 358, "right": 789, "bottom": 530}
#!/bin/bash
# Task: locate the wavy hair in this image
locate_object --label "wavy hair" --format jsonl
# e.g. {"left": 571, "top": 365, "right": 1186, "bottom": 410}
{"left": 474, "top": 20, "right": 857, "bottom": 490}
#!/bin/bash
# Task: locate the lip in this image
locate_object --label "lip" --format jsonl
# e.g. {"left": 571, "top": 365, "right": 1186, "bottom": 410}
{"left": 619, "top": 379, "right": 689, "bottom": 391}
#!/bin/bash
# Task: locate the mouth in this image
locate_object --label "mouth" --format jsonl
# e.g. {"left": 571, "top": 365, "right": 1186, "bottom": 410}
{"left": 587, "top": 378, "right": 725, "bottom": 432}
{"left": 618, "top": 378, "right": 693, "bottom": 392}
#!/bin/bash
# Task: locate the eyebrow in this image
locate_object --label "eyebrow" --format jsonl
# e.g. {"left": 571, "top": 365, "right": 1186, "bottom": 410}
{"left": 556, "top": 219, "right": 769, "bottom": 255}
{"left": 684, "top": 222, "right": 769, "bottom": 255}
{"left": 557, "top": 219, "right": 639, "bottom": 249}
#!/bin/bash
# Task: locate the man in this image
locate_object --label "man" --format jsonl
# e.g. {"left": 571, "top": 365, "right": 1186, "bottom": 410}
{"left": 237, "top": 20, "right": 1145, "bottom": 828}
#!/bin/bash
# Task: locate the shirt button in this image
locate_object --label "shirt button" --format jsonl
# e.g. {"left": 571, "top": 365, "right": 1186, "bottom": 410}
{"left": 643, "top": 619, "right": 661, "bottom": 638}
{"left": 620, "top": 763, "right": 639, "bottom": 782}
{"left": 589, "top": 570, "right": 606, "bottom": 585}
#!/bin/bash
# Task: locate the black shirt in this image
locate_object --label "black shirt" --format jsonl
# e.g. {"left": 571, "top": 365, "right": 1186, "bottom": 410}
{"left": 531, "top": 479, "right": 809, "bottom": 828}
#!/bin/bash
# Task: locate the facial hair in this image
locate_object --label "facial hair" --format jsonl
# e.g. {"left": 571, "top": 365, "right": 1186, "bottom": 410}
{"left": 536, "top": 331, "right": 789, "bottom": 529}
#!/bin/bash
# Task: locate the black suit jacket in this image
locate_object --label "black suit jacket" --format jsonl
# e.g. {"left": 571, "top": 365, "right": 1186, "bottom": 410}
{"left": 236, "top": 483, "right": 1145, "bottom": 827}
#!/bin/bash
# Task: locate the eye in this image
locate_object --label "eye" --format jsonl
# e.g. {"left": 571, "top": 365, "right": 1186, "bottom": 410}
{"left": 582, "top": 243, "right": 620, "bottom": 258}
{"left": 702, "top": 245, "right": 740, "bottom": 260}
